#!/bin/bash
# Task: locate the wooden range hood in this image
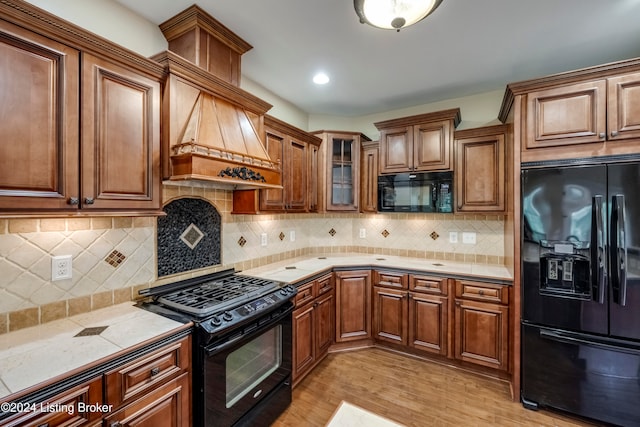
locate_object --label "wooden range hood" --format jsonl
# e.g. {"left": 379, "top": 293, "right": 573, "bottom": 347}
{"left": 154, "top": 5, "right": 281, "bottom": 190}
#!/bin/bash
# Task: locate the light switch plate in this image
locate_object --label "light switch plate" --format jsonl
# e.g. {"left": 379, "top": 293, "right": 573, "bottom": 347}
{"left": 359, "top": 228, "right": 366, "bottom": 238}
{"left": 261, "top": 233, "right": 267, "bottom": 246}
{"left": 462, "top": 232, "right": 476, "bottom": 244}
{"left": 290, "top": 230, "right": 296, "bottom": 242}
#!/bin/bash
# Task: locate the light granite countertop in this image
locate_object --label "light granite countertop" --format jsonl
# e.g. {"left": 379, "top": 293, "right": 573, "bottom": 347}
{"left": 241, "top": 253, "right": 512, "bottom": 285}
{"left": 0, "top": 302, "right": 189, "bottom": 401}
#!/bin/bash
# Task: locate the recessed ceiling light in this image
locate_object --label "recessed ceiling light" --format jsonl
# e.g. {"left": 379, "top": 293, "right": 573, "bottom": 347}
{"left": 313, "top": 72, "right": 330, "bottom": 85}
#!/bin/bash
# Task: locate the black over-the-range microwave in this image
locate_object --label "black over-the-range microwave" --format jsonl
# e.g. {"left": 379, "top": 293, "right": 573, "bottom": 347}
{"left": 378, "top": 171, "right": 453, "bottom": 213}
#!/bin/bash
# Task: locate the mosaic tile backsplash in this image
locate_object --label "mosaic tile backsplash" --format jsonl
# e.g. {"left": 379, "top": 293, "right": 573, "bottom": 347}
{"left": 0, "top": 185, "right": 506, "bottom": 333}
{"left": 157, "top": 198, "right": 222, "bottom": 277}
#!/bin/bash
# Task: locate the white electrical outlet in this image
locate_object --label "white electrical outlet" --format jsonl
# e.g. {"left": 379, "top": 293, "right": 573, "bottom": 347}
{"left": 359, "top": 228, "right": 366, "bottom": 238}
{"left": 52, "top": 255, "right": 72, "bottom": 281}
{"left": 261, "top": 233, "right": 268, "bottom": 246}
{"left": 290, "top": 230, "right": 296, "bottom": 242}
{"left": 449, "top": 232, "right": 458, "bottom": 243}
{"left": 462, "top": 232, "right": 477, "bottom": 244}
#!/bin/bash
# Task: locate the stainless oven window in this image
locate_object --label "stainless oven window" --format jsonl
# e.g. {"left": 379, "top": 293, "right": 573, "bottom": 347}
{"left": 226, "top": 325, "right": 282, "bottom": 408}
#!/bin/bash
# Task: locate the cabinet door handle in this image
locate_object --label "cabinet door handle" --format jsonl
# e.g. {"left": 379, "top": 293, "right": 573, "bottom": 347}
{"left": 84, "top": 197, "right": 95, "bottom": 205}
{"left": 455, "top": 301, "right": 461, "bottom": 307}
{"left": 611, "top": 130, "right": 619, "bottom": 138}
{"left": 599, "top": 132, "right": 606, "bottom": 139}
{"left": 68, "top": 197, "right": 79, "bottom": 205}
{"left": 110, "top": 422, "right": 122, "bottom": 427}
{"left": 478, "top": 289, "right": 484, "bottom": 296}
{"left": 150, "top": 367, "right": 160, "bottom": 377}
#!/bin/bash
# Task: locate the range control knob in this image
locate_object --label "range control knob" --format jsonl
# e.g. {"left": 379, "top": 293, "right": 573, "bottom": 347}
{"left": 222, "top": 311, "right": 233, "bottom": 321}
{"left": 210, "top": 315, "right": 222, "bottom": 327}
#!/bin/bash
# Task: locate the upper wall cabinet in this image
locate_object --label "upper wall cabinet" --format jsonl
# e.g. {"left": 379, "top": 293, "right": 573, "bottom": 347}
{"left": 375, "top": 109, "right": 461, "bottom": 174}
{"left": 454, "top": 125, "right": 509, "bottom": 213}
{"left": 500, "top": 59, "right": 640, "bottom": 163}
{"left": 0, "top": 3, "right": 163, "bottom": 217}
{"left": 313, "top": 131, "right": 371, "bottom": 212}
{"left": 259, "top": 116, "right": 322, "bottom": 212}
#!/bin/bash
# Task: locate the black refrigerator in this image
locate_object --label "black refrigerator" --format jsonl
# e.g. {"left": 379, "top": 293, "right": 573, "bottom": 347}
{"left": 521, "top": 162, "right": 640, "bottom": 426}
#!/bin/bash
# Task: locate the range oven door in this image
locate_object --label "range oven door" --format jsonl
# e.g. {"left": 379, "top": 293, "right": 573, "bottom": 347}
{"left": 201, "top": 304, "right": 293, "bottom": 427}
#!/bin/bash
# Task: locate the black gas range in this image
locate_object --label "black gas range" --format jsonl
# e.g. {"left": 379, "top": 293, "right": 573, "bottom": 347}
{"left": 139, "top": 269, "right": 297, "bottom": 427}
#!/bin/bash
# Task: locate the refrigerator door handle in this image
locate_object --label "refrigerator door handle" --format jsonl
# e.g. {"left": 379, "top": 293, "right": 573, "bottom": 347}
{"left": 539, "top": 329, "right": 640, "bottom": 355}
{"left": 611, "top": 194, "right": 628, "bottom": 306}
{"left": 592, "top": 195, "right": 606, "bottom": 304}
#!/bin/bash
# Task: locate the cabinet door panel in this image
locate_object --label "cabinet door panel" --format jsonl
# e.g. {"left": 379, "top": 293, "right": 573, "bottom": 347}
{"left": 0, "top": 20, "right": 79, "bottom": 210}
{"left": 608, "top": 72, "right": 640, "bottom": 141}
{"left": 525, "top": 81, "right": 606, "bottom": 148}
{"left": 379, "top": 127, "right": 412, "bottom": 173}
{"left": 373, "top": 287, "right": 406, "bottom": 345}
{"left": 81, "top": 54, "right": 160, "bottom": 210}
{"left": 335, "top": 271, "right": 371, "bottom": 342}
{"left": 413, "top": 120, "right": 451, "bottom": 171}
{"left": 286, "top": 139, "right": 307, "bottom": 211}
{"left": 455, "top": 133, "right": 505, "bottom": 212}
{"left": 315, "top": 292, "right": 334, "bottom": 356}
{"left": 293, "top": 304, "right": 315, "bottom": 381}
{"left": 454, "top": 299, "right": 508, "bottom": 371}
{"left": 409, "top": 293, "right": 448, "bottom": 356}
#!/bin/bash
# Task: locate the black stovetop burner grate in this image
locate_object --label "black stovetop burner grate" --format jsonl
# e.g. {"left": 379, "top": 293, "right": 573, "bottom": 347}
{"left": 156, "top": 274, "right": 279, "bottom": 316}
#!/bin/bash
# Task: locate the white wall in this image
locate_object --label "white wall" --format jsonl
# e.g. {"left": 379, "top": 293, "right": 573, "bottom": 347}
{"left": 26, "top": 0, "right": 506, "bottom": 138}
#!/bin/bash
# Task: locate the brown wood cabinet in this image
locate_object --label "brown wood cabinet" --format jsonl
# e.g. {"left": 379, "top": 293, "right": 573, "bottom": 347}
{"left": 313, "top": 131, "right": 370, "bottom": 212}
{"left": 454, "top": 279, "right": 509, "bottom": 371}
{"left": 0, "top": 333, "right": 191, "bottom": 427}
{"left": 292, "top": 273, "right": 334, "bottom": 386}
{"left": 374, "top": 109, "right": 461, "bottom": 174}
{"left": 335, "top": 270, "right": 371, "bottom": 342}
{"left": 360, "top": 141, "right": 379, "bottom": 213}
{"left": 454, "top": 125, "right": 508, "bottom": 213}
{"left": 3, "top": 377, "right": 103, "bottom": 427}
{"left": 0, "top": 6, "right": 163, "bottom": 216}
{"left": 373, "top": 271, "right": 448, "bottom": 356}
{"left": 232, "top": 116, "right": 321, "bottom": 214}
{"left": 500, "top": 60, "right": 640, "bottom": 163}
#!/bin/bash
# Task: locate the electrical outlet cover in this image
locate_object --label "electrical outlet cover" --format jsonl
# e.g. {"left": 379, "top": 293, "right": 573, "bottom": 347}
{"left": 261, "top": 233, "right": 267, "bottom": 246}
{"left": 462, "top": 232, "right": 477, "bottom": 244}
{"left": 52, "top": 255, "right": 72, "bottom": 281}
{"left": 449, "top": 232, "right": 458, "bottom": 243}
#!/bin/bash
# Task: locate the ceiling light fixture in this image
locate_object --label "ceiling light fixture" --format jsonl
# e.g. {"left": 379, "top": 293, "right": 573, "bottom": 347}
{"left": 354, "top": 0, "right": 443, "bottom": 32}
{"left": 313, "top": 72, "right": 330, "bottom": 85}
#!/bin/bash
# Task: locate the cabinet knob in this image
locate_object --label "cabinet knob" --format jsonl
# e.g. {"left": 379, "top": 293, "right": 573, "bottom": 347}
{"left": 110, "top": 422, "right": 122, "bottom": 427}
{"left": 150, "top": 367, "right": 160, "bottom": 377}
{"left": 611, "top": 131, "right": 619, "bottom": 138}
{"left": 68, "top": 197, "right": 79, "bottom": 205}
{"left": 84, "top": 197, "right": 95, "bottom": 205}
{"left": 599, "top": 132, "right": 606, "bottom": 139}
{"left": 455, "top": 301, "right": 461, "bottom": 307}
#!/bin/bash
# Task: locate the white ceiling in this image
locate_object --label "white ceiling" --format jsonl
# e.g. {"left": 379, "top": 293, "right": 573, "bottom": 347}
{"left": 114, "top": 0, "right": 640, "bottom": 117}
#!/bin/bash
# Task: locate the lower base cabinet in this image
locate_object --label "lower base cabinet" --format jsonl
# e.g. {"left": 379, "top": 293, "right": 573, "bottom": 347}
{"left": 292, "top": 274, "right": 334, "bottom": 385}
{"left": 335, "top": 270, "right": 371, "bottom": 343}
{"left": 0, "top": 334, "right": 191, "bottom": 427}
{"left": 454, "top": 280, "right": 509, "bottom": 371}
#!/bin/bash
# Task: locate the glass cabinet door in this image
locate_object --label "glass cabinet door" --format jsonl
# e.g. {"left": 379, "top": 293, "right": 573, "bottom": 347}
{"left": 329, "top": 136, "right": 359, "bottom": 210}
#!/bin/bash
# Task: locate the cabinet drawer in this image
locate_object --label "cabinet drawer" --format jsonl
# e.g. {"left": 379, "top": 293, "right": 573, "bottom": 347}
{"left": 374, "top": 270, "right": 408, "bottom": 289}
{"left": 2, "top": 377, "right": 103, "bottom": 427}
{"left": 409, "top": 274, "right": 447, "bottom": 295}
{"left": 455, "top": 280, "right": 508, "bottom": 304}
{"left": 105, "top": 336, "right": 190, "bottom": 408}
{"left": 295, "top": 282, "right": 316, "bottom": 307}
{"left": 316, "top": 273, "right": 333, "bottom": 296}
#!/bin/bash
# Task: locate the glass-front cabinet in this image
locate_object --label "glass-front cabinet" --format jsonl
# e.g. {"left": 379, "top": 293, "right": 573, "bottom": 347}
{"left": 313, "top": 131, "right": 369, "bottom": 211}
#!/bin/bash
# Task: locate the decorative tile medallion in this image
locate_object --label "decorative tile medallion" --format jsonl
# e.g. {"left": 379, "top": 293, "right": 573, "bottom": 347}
{"left": 381, "top": 229, "right": 390, "bottom": 238}
{"left": 430, "top": 231, "right": 439, "bottom": 240}
{"left": 329, "top": 228, "right": 336, "bottom": 237}
{"left": 157, "top": 198, "right": 221, "bottom": 277}
{"left": 105, "top": 250, "right": 126, "bottom": 268}
{"left": 180, "top": 223, "right": 205, "bottom": 249}
{"left": 238, "top": 236, "right": 247, "bottom": 247}
{"left": 279, "top": 232, "right": 285, "bottom": 241}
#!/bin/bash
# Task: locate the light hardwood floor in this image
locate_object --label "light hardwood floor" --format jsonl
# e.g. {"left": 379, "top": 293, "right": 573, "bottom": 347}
{"left": 273, "top": 348, "right": 600, "bottom": 427}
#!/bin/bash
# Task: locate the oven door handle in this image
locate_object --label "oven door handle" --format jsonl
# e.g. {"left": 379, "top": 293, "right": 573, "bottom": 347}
{"left": 204, "top": 303, "right": 293, "bottom": 356}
